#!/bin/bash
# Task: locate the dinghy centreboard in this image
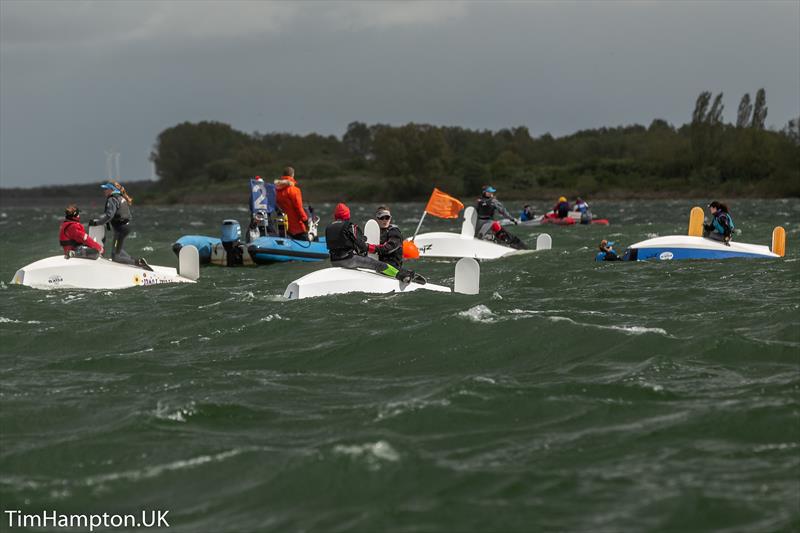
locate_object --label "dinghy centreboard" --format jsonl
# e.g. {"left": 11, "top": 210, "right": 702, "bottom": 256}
{"left": 411, "top": 206, "right": 552, "bottom": 260}
{"left": 11, "top": 225, "right": 200, "bottom": 290}
{"left": 623, "top": 207, "right": 787, "bottom": 261}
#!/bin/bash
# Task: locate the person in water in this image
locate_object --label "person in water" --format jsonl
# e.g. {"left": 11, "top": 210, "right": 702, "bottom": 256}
{"left": 59, "top": 204, "right": 103, "bottom": 259}
{"left": 519, "top": 204, "right": 535, "bottom": 222}
{"left": 553, "top": 196, "right": 570, "bottom": 218}
{"left": 597, "top": 239, "right": 622, "bottom": 261}
{"left": 325, "top": 203, "right": 421, "bottom": 284}
{"left": 371, "top": 206, "right": 404, "bottom": 269}
{"left": 703, "top": 201, "right": 734, "bottom": 245}
{"left": 275, "top": 166, "right": 310, "bottom": 241}
{"left": 90, "top": 181, "right": 149, "bottom": 268}
{"left": 475, "top": 185, "right": 516, "bottom": 238}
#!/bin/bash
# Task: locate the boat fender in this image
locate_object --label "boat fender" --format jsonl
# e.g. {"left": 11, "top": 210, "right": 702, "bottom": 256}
{"left": 178, "top": 245, "right": 200, "bottom": 281}
{"left": 454, "top": 257, "right": 480, "bottom": 295}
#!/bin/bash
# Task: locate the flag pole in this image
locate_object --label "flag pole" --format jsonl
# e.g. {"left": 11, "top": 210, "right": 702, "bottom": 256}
{"left": 412, "top": 211, "right": 427, "bottom": 241}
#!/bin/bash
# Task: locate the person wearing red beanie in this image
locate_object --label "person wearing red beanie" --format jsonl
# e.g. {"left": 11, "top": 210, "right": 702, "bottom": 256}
{"left": 324, "top": 202, "right": 423, "bottom": 284}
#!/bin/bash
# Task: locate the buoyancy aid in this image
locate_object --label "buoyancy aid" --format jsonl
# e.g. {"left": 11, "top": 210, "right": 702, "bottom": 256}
{"left": 476, "top": 198, "right": 495, "bottom": 219}
{"left": 712, "top": 212, "right": 734, "bottom": 236}
{"left": 325, "top": 220, "right": 358, "bottom": 260}
{"left": 59, "top": 220, "right": 83, "bottom": 248}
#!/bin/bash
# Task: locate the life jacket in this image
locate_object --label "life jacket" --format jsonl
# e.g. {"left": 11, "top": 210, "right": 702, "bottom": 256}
{"left": 476, "top": 198, "right": 495, "bottom": 219}
{"left": 108, "top": 195, "right": 131, "bottom": 224}
{"left": 59, "top": 220, "right": 84, "bottom": 250}
{"left": 325, "top": 220, "right": 356, "bottom": 260}
{"left": 378, "top": 225, "right": 404, "bottom": 268}
{"left": 712, "top": 212, "right": 734, "bottom": 235}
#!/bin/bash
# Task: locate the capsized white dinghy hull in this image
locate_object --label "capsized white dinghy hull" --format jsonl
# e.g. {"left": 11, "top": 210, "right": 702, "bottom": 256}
{"left": 284, "top": 258, "right": 480, "bottom": 300}
{"left": 11, "top": 246, "right": 200, "bottom": 290}
{"left": 625, "top": 236, "right": 781, "bottom": 261}
{"left": 283, "top": 267, "right": 449, "bottom": 300}
{"left": 410, "top": 205, "right": 551, "bottom": 259}
{"left": 410, "top": 232, "right": 552, "bottom": 259}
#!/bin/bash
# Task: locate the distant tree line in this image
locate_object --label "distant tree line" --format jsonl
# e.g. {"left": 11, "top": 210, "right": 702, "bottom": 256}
{"left": 149, "top": 88, "right": 800, "bottom": 200}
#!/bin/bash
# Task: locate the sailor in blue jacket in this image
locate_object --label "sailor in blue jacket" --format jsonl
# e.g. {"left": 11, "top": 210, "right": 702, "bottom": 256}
{"left": 703, "top": 201, "right": 735, "bottom": 245}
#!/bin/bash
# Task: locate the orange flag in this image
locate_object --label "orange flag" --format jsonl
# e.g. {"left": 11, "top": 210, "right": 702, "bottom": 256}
{"left": 424, "top": 188, "right": 464, "bottom": 219}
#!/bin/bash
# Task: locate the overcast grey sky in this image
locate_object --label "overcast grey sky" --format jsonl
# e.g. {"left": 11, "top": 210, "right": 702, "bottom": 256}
{"left": 1, "top": 0, "right": 798, "bottom": 187}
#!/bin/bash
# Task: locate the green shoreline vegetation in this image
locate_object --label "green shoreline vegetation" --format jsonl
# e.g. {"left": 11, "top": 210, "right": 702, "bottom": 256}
{"left": 3, "top": 90, "right": 798, "bottom": 206}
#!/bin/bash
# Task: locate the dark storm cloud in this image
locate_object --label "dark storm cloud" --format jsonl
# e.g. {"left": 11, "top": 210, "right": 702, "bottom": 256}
{"left": 1, "top": 0, "right": 797, "bottom": 187}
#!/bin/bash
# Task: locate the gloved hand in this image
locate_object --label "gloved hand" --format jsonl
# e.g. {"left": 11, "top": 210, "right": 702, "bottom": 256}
{"left": 513, "top": 218, "right": 519, "bottom": 225}
{"left": 367, "top": 244, "right": 377, "bottom": 254}
{"left": 723, "top": 236, "right": 731, "bottom": 246}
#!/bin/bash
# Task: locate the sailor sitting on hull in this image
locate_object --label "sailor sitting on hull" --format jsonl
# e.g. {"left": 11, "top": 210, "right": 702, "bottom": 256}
{"left": 325, "top": 203, "right": 422, "bottom": 284}
{"left": 372, "top": 206, "right": 404, "bottom": 269}
{"left": 475, "top": 185, "right": 517, "bottom": 238}
{"left": 703, "top": 201, "right": 735, "bottom": 245}
{"left": 60, "top": 204, "right": 103, "bottom": 259}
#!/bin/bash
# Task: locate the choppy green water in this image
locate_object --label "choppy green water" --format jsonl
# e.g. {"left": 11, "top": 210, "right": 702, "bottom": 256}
{"left": 1, "top": 199, "right": 799, "bottom": 532}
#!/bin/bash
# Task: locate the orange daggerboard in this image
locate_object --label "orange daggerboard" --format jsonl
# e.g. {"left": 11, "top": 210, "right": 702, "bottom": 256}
{"left": 425, "top": 188, "right": 464, "bottom": 219}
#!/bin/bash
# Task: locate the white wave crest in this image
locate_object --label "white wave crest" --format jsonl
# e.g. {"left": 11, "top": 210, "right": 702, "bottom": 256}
{"left": 333, "top": 440, "right": 399, "bottom": 469}
{"left": 458, "top": 304, "right": 496, "bottom": 323}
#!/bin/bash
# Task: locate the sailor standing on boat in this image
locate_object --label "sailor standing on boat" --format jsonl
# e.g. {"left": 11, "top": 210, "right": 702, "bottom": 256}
{"left": 371, "top": 206, "right": 404, "bottom": 269}
{"left": 60, "top": 204, "right": 103, "bottom": 259}
{"left": 275, "top": 166, "right": 310, "bottom": 241}
{"left": 325, "top": 203, "right": 421, "bottom": 284}
{"left": 90, "top": 182, "right": 149, "bottom": 268}
{"left": 475, "top": 185, "right": 516, "bottom": 238}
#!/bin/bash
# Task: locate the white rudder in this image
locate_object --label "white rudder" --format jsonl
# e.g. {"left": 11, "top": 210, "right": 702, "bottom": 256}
{"left": 179, "top": 245, "right": 200, "bottom": 281}
{"left": 536, "top": 233, "right": 552, "bottom": 251}
{"left": 454, "top": 257, "right": 480, "bottom": 295}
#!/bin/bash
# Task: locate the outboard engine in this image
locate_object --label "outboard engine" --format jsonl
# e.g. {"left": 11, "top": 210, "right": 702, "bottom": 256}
{"left": 221, "top": 219, "right": 244, "bottom": 266}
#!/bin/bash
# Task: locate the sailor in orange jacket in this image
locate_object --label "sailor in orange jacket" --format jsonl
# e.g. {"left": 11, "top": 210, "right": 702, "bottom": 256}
{"left": 274, "top": 166, "right": 309, "bottom": 240}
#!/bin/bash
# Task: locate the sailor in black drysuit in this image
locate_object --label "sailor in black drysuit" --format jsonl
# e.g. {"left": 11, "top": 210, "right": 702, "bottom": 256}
{"left": 325, "top": 203, "right": 421, "bottom": 283}
{"left": 373, "top": 206, "right": 404, "bottom": 269}
{"left": 475, "top": 185, "right": 517, "bottom": 238}
{"left": 90, "top": 182, "right": 149, "bottom": 269}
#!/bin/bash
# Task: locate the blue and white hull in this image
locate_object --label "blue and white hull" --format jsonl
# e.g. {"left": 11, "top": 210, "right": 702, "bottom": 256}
{"left": 625, "top": 236, "right": 781, "bottom": 261}
{"left": 247, "top": 236, "right": 328, "bottom": 263}
{"left": 172, "top": 235, "right": 328, "bottom": 265}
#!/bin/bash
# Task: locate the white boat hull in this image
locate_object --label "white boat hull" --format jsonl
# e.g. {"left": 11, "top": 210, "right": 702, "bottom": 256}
{"left": 411, "top": 232, "right": 521, "bottom": 259}
{"left": 283, "top": 267, "right": 451, "bottom": 300}
{"left": 627, "top": 236, "right": 780, "bottom": 261}
{"left": 11, "top": 255, "right": 197, "bottom": 290}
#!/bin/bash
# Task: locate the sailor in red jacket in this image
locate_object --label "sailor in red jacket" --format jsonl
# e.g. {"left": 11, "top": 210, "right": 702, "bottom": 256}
{"left": 59, "top": 204, "right": 103, "bottom": 259}
{"left": 275, "top": 166, "right": 310, "bottom": 240}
